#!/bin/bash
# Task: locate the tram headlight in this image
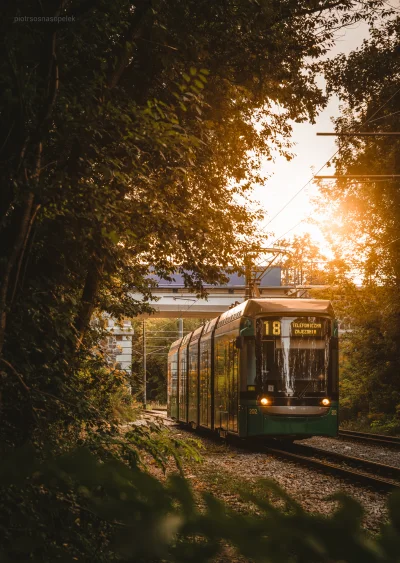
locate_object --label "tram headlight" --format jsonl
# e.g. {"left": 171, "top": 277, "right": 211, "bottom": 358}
{"left": 260, "top": 397, "right": 269, "bottom": 406}
{"left": 321, "top": 398, "right": 330, "bottom": 406}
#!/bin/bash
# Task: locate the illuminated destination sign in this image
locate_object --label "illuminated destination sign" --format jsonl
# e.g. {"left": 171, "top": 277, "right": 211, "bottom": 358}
{"left": 291, "top": 322, "right": 322, "bottom": 336}
{"left": 263, "top": 319, "right": 324, "bottom": 337}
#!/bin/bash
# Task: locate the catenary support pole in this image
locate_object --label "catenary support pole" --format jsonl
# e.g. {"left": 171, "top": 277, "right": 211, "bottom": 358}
{"left": 143, "top": 319, "right": 146, "bottom": 407}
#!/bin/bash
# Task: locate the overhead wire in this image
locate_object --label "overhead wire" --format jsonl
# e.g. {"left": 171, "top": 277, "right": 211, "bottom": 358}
{"left": 382, "top": 0, "right": 400, "bottom": 13}
{"left": 365, "top": 109, "right": 400, "bottom": 124}
{"left": 259, "top": 84, "right": 400, "bottom": 237}
{"left": 256, "top": 84, "right": 400, "bottom": 271}
{"left": 269, "top": 216, "right": 313, "bottom": 247}
{"left": 377, "top": 235, "right": 400, "bottom": 250}
{"left": 258, "top": 154, "right": 339, "bottom": 233}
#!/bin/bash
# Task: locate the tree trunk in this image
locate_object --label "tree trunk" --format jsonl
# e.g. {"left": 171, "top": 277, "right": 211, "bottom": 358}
{"left": 0, "top": 193, "right": 35, "bottom": 354}
{"left": 0, "top": 1, "right": 64, "bottom": 357}
{"left": 73, "top": 1, "right": 152, "bottom": 347}
{"left": 74, "top": 253, "right": 106, "bottom": 348}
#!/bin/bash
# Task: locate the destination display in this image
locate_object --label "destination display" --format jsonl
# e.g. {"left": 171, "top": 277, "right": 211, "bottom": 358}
{"left": 263, "top": 319, "right": 324, "bottom": 337}
{"left": 291, "top": 321, "right": 323, "bottom": 336}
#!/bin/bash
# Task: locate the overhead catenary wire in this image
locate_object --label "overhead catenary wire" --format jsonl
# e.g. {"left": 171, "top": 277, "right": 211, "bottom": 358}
{"left": 364, "top": 110, "right": 400, "bottom": 124}
{"left": 377, "top": 235, "right": 400, "bottom": 250}
{"left": 270, "top": 216, "right": 312, "bottom": 247}
{"left": 256, "top": 84, "right": 400, "bottom": 265}
{"left": 258, "top": 85, "right": 400, "bottom": 237}
{"left": 316, "top": 132, "right": 400, "bottom": 136}
{"left": 258, "top": 156, "right": 339, "bottom": 233}
{"left": 264, "top": 228, "right": 400, "bottom": 285}
{"left": 382, "top": 0, "right": 400, "bottom": 13}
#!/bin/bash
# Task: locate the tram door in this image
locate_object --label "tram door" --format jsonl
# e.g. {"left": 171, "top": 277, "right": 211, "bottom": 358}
{"left": 215, "top": 336, "right": 239, "bottom": 433}
{"left": 178, "top": 347, "right": 188, "bottom": 422}
{"left": 199, "top": 346, "right": 211, "bottom": 428}
{"left": 227, "top": 341, "right": 239, "bottom": 432}
{"left": 168, "top": 351, "right": 179, "bottom": 419}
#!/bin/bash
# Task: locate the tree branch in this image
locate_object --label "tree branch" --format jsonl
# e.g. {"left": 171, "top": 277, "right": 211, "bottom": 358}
{"left": 272, "top": 0, "right": 349, "bottom": 27}
{"left": 0, "top": 358, "right": 30, "bottom": 393}
{"left": 108, "top": 0, "right": 152, "bottom": 90}
{"left": 10, "top": 203, "right": 41, "bottom": 306}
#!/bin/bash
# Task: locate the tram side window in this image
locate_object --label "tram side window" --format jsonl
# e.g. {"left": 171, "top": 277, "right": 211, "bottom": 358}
{"left": 245, "top": 339, "right": 256, "bottom": 387}
{"left": 189, "top": 352, "right": 198, "bottom": 395}
{"left": 228, "top": 340, "right": 239, "bottom": 433}
{"left": 215, "top": 338, "right": 228, "bottom": 404}
{"left": 180, "top": 354, "right": 187, "bottom": 397}
{"left": 199, "top": 346, "right": 210, "bottom": 423}
{"left": 331, "top": 336, "right": 339, "bottom": 393}
{"left": 199, "top": 348, "right": 208, "bottom": 389}
{"left": 202, "top": 348, "right": 210, "bottom": 390}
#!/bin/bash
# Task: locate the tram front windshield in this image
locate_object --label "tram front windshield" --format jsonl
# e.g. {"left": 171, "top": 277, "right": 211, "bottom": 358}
{"left": 256, "top": 317, "right": 330, "bottom": 397}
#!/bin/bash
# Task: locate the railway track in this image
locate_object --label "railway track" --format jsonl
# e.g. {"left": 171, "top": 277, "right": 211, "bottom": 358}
{"left": 145, "top": 410, "right": 399, "bottom": 491}
{"left": 338, "top": 429, "right": 400, "bottom": 448}
{"left": 264, "top": 441, "right": 400, "bottom": 492}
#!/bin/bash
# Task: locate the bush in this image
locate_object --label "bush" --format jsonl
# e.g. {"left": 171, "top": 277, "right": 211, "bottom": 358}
{"left": 1, "top": 445, "right": 400, "bottom": 563}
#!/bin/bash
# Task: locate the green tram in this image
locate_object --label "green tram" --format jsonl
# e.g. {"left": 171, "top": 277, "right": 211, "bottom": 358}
{"left": 167, "top": 299, "right": 338, "bottom": 439}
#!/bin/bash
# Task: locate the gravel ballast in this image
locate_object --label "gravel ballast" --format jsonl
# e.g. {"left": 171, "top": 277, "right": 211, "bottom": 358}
{"left": 302, "top": 435, "right": 400, "bottom": 468}
{"left": 144, "top": 417, "right": 390, "bottom": 533}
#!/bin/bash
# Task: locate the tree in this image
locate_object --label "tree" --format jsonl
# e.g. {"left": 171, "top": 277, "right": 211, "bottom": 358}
{"left": 278, "top": 234, "right": 329, "bottom": 286}
{"left": 0, "top": 0, "right": 390, "bottom": 444}
{"left": 318, "top": 17, "right": 400, "bottom": 430}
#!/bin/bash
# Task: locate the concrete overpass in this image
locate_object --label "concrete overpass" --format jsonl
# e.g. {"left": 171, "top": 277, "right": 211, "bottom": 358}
{"left": 105, "top": 267, "right": 316, "bottom": 377}
{"left": 130, "top": 268, "right": 309, "bottom": 318}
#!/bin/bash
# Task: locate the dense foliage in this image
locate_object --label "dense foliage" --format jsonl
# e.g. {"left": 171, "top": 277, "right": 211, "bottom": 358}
{"left": 318, "top": 17, "right": 400, "bottom": 431}
{"left": 1, "top": 1, "right": 398, "bottom": 560}
{"left": 1, "top": 0, "right": 386, "bottom": 446}
{"left": 2, "top": 443, "right": 400, "bottom": 563}
{"left": 277, "top": 234, "right": 329, "bottom": 287}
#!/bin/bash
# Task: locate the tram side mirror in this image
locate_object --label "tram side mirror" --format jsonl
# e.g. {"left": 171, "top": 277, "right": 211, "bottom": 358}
{"left": 235, "top": 336, "right": 244, "bottom": 349}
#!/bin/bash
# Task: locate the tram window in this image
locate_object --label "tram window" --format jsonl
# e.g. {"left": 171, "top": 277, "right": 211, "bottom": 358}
{"left": 256, "top": 317, "right": 330, "bottom": 396}
{"left": 245, "top": 339, "right": 256, "bottom": 386}
{"left": 331, "top": 336, "right": 339, "bottom": 393}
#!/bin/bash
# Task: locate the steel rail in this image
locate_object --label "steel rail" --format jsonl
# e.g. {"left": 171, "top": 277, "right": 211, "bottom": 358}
{"left": 261, "top": 444, "right": 399, "bottom": 492}
{"left": 283, "top": 442, "right": 400, "bottom": 480}
{"left": 339, "top": 429, "right": 400, "bottom": 448}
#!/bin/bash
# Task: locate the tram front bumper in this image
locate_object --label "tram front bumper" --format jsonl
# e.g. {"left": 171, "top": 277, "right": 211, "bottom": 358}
{"left": 240, "top": 404, "right": 338, "bottom": 438}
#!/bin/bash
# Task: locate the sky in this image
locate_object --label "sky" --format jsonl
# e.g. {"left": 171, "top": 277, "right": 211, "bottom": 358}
{"left": 253, "top": 21, "right": 371, "bottom": 257}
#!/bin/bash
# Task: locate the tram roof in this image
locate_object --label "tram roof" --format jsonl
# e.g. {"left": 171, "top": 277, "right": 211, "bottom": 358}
{"left": 168, "top": 338, "right": 182, "bottom": 354}
{"left": 189, "top": 325, "right": 204, "bottom": 344}
{"left": 168, "top": 299, "right": 334, "bottom": 353}
{"left": 217, "top": 298, "right": 334, "bottom": 326}
{"left": 244, "top": 298, "right": 334, "bottom": 316}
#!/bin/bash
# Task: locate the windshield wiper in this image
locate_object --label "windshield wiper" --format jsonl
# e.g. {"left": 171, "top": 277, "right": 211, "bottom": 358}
{"left": 297, "top": 381, "right": 312, "bottom": 399}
